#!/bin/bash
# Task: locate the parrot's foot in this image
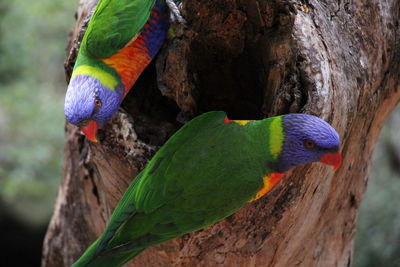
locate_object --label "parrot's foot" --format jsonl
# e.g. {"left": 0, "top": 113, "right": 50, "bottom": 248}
{"left": 166, "top": 0, "right": 186, "bottom": 25}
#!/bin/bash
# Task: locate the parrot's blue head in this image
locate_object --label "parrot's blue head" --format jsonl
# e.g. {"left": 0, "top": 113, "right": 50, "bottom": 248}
{"left": 276, "top": 114, "right": 341, "bottom": 173}
{"left": 64, "top": 74, "right": 124, "bottom": 141}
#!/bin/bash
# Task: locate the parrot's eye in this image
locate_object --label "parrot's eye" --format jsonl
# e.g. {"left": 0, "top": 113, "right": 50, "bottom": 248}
{"left": 92, "top": 97, "right": 102, "bottom": 115}
{"left": 94, "top": 98, "right": 102, "bottom": 108}
{"left": 304, "top": 140, "right": 316, "bottom": 150}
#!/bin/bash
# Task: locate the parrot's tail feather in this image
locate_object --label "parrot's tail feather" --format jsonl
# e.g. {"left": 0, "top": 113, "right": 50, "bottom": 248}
{"left": 98, "top": 234, "right": 162, "bottom": 257}
{"left": 71, "top": 215, "right": 137, "bottom": 267}
{"left": 72, "top": 247, "right": 145, "bottom": 267}
{"left": 93, "top": 208, "right": 137, "bottom": 256}
{"left": 73, "top": 174, "right": 145, "bottom": 267}
{"left": 72, "top": 234, "right": 164, "bottom": 267}
{"left": 71, "top": 239, "right": 102, "bottom": 267}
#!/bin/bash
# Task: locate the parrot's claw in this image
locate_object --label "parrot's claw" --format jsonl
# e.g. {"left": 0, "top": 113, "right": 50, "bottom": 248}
{"left": 166, "top": 0, "right": 186, "bottom": 25}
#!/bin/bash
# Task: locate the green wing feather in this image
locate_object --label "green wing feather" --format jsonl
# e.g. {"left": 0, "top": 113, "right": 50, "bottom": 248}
{"left": 82, "top": 0, "right": 157, "bottom": 58}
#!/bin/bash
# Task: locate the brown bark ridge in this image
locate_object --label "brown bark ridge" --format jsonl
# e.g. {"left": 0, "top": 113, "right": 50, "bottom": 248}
{"left": 42, "top": 0, "right": 400, "bottom": 266}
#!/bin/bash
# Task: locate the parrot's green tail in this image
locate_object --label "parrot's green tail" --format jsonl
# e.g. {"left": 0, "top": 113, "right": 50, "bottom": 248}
{"left": 72, "top": 238, "right": 145, "bottom": 267}
{"left": 72, "top": 232, "right": 171, "bottom": 266}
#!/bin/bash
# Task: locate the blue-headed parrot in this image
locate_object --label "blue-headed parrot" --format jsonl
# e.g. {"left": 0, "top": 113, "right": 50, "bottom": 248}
{"left": 72, "top": 111, "right": 342, "bottom": 266}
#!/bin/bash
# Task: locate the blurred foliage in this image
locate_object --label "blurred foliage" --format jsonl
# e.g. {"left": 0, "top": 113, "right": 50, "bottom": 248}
{"left": 0, "top": 0, "right": 77, "bottom": 226}
{"left": 354, "top": 106, "right": 400, "bottom": 267}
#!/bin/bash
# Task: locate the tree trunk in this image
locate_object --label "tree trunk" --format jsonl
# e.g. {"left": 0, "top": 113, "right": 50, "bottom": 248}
{"left": 42, "top": 0, "right": 400, "bottom": 266}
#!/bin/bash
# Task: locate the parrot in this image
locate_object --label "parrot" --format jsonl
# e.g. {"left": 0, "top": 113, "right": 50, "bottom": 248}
{"left": 64, "top": 0, "right": 184, "bottom": 142}
{"left": 72, "top": 111, "right": 342, "bottom": 267}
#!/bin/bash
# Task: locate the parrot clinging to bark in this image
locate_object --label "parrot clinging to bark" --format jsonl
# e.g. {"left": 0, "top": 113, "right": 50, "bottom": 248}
{"left": 64, "top": 0, "right": 184, "bottom": 142}
{"left": 72, "top": 111, "right": 342, "bottom": 267}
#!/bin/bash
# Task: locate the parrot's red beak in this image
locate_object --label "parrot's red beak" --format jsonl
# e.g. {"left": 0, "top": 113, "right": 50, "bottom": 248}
{"left": 320, "top": 152, "right": 342, "bottom": 171}
{"left": 80, "top": 120, "right": 99, "bottom": 143}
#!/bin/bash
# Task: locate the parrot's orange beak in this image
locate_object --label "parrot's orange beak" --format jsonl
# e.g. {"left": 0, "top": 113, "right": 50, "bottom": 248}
{"left": 80, "top": 120, "right": 99, "bottom": 143}
{"left": 320, "top": 152, "right": 342, "bottom": 171}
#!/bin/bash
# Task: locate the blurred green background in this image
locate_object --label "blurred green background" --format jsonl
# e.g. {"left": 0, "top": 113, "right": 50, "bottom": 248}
{"left": 0, "top": 0, "right": 76, "bottom": 226}
{"left": 0, "top": 0, "right": 398, "bottom": 266}
{"left": 0, "top": 0, "right": 76, "bottom": 265}
{"left": 354, "top": 110, "right": 400, "bottom": 267}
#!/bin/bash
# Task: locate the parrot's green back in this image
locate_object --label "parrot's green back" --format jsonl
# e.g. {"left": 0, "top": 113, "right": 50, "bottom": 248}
{"left": 73, "top": 111, "right": 283, "bottom": 267}
{"left": 81, "top": 0, "right": 156, "bottom": 59}
{"left": 72, "top": 0, "right": 162, "bottom": 87}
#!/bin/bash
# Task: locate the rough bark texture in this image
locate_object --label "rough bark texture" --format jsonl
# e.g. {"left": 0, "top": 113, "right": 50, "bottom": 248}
{"left": 42, "top": 0, "right": 400, "bottom": 266}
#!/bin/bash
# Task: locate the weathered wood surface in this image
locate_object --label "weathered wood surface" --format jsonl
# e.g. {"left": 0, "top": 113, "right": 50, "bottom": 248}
{"left": 42, "top": 0, "right": 400, "bottom": 266}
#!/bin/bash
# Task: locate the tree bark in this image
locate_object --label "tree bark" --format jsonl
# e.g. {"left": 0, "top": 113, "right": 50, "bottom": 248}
{"left": 42, "top": 0, "right": 400, "bottom": 266}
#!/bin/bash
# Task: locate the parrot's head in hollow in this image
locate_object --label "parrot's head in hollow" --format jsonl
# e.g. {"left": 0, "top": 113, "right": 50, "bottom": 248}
{"left": 64, "top": 74, "right": 124, "bottom": 142}
{"left": 276, "top": 114, "right": 342, "bottom": 172}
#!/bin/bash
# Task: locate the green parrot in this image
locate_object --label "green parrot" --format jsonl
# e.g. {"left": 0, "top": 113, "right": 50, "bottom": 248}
{"left": 73, "top": 111, "right": 342, "bottom": 266}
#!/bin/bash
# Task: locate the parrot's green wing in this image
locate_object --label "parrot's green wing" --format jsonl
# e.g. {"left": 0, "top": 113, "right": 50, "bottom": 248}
{"left": 131, "top": 111, "right": 232, "bottom": 213}
{"left": 82, "top": 0, "right": 156, "bottom": 58}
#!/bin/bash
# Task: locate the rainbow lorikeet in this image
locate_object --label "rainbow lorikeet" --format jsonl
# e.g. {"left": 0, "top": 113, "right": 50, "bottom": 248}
{"left": 64, "top": 0, "right": 184, "bottom": 142}
{"left": 72, "top": 111, "right": 342, "bottom": 267}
